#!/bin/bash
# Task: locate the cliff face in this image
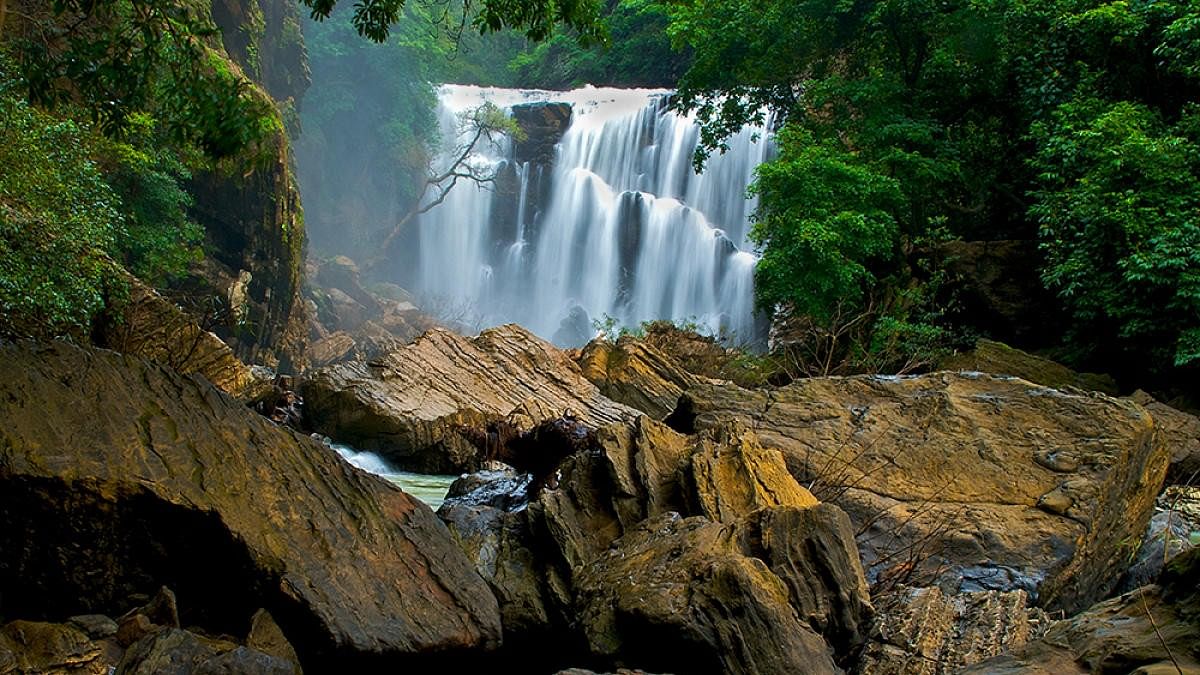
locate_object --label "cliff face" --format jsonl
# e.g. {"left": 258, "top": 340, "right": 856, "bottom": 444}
{"left": 181, "top": 0, "right": 312, "bottom": 371}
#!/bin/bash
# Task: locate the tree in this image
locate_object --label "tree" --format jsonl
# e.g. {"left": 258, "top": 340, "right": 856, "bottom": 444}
{"left": 367, "top": 102, "right": 525, "bottom": 269}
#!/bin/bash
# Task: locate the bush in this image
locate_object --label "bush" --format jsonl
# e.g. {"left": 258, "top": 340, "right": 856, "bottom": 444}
{"left": 0, "top": 80, "right": 122, "bottom": 339}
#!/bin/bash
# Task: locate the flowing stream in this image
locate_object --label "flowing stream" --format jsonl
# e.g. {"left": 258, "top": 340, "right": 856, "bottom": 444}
{"left": 400, "top": 85, "right": 774, "bottom": 346}
{"left": 332, "top": 444, "right": 456, "bottom": 508}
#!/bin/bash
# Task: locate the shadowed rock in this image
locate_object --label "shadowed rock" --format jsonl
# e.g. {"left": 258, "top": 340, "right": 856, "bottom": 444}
{"left": 0, "top": 341, "right": 500, "bottom": 669}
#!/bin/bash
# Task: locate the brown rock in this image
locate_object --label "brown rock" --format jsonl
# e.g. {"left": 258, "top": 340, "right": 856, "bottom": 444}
{"left": 247, "top": 609, "right": 302, "bottom": 674}
{"left": 1131, "top": 390, "right": 1200, "bottom": 484}
{"left": 577, "top": 336, "right": 705, "bottom": 419}
{"left": 96, "top": 275, "right": 267, "bottom": 400}
{"left": 856, "top": 586, "right": 1051, "bottom": 674}
{"left": 575, "top": 514, "right": 840, "bottom": 675}
{"left": 939, "top": 339, "right": 1117, "bottom": 394}
{"left": 442, "top": 418, "right": 872, "bottom": 667}
{"left": 0, "top": 621, "right": 107, "bottom": 674}
{"left": 681, "top": 372, "right": 1170, "bottom": 614}
{"left": 115, "top": 628, "right": 293, "bottom": 675}
{"left": 306, "top": 331, "right": 357, "bottom": 368}
{"left": 301, "top": 324, "right": 638, "bottom": 473}
{"left": 964, "top": 549, "right": 1200, "bottom": 674}
{"left": 0, "top": 341, "right": 500, "bottom": 668}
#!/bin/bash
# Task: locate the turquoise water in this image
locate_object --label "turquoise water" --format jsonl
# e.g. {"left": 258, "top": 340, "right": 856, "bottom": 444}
{"left": 331, "top": 444, "right": 457, "bottom": 509}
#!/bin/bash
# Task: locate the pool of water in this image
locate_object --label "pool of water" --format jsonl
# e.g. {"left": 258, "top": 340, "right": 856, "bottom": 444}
{"left": 330, "top": 443, "right": 458, "bottom": 509}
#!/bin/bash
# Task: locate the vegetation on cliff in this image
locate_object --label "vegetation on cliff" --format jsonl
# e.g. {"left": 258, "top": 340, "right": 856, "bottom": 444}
{"left": 664, "top": 0, "right": 1200, "bottom": 389}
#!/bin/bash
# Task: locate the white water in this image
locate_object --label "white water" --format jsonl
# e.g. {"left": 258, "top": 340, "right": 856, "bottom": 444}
{"left": 331, "top": 443, "right": 456, "bottom": 509}
{"left": 406, "top": 85, "right": 774, "bottom": 346}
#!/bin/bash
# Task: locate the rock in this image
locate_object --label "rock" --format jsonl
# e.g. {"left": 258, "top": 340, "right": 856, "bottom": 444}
{"left": 0, "top": 341, "right": 500, "bottom": 668}
{"left": 301, "top": 324, "right": 638, "bottom": 473}
{"left": 680, "top": 372, "right": 1170, "bottom": 614}
{"left": 511, "top": 102, "right": 572, "bottom": 167}
{"left": 246, "top": 609, "right": 302, "bottom": 674}
{"left": 0, "top": 621, "right": 107, "bottom": 674}
{"left": 939, "top": 339, "right": 1117, "bottom": 394}
{"left": 1132, "top": 390, "right": 1200, "bottom": 484}
{"left": 96, "top": 275, "right": 267, "bottom": 400}
{"left": 856, "top": 586, "right": 1051, "bottom": 674}
{"left": 307, "top": 331, "right": 358, "bottom": 368}
{"left": 68, "top": 615, "right": 118, "bottom": 640}
{"left": 577, "top": 336, "right": 706, "bottom": 419}
{"left": 1121, "top": 485, "right": 1200, "bottom": 591}
{"left": 116, "top": 628, "right": 295, "bottom": 675}
{"left": 640, "top": 321, "right": 771, "bottom": 388}
{"left": 575, "top": 514, "right": 840, "bottom": 675}
{"left": 963, "top": 549, "right": 1200, "bottom": 674}
{"left": 441, "top": 418, "right": 872, "bottom": 669}
{"left": 689, "top": 426, "right": 819, "bottom": 520}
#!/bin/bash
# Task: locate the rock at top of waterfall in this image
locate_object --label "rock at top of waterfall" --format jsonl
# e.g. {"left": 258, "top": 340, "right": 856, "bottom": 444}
{"left": 511, "top": 101, "right": 572, "bottom": 166}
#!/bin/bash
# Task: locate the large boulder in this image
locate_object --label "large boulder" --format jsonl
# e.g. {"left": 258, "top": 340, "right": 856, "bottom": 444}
{"left": 511, "top": 102, "right": 572, "bottom": 167}
{"left": 964, "top": 548, "right": 1200, "bottom": 674}
{"left": 1131, "top": 390, "right": 1200, "bottom": 485}
{"left": 679, "top": 372, "right": 1170, "bottom": 615}
{"left": 0, "top": 341, "right": 500, "bottom": 669}
{"left": 575, "top": 514, "right": 840, "bottom": 675}
{"left": 441, "top": 418, "right": 873, "bottom": 672}
{"left": 301, "top": 324, "right": 639, "bottom": 473}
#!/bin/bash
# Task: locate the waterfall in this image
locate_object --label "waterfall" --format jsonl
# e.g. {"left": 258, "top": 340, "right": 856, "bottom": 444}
{"left": 402, "top": 84, "right": 774, "bottom": 347}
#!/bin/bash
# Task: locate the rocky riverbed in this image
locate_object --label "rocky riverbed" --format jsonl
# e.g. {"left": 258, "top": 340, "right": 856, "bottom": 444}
{"left": 1, "top": 326, "right": 1197, "bottom": 674}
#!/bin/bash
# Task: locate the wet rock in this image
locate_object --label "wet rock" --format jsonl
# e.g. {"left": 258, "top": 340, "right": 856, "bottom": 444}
{"left": 511, "top": 102, "right": 572, "bottom": 166}
{"left": 301, "top": 324, "right": 638, "bottom": 473}
{"left": 577, "top": 336, "right": 706, "bottom": 419}
{"left": 0, "top": 341, "right": 500, "bottom": 668}
{"left": 964, "top": 549, "right": 1200, "bottom": 674}
{"left": 575, "top": 514, "right": 840, "bottom": 675}
{"left": 681, "top": 372, "right": 1170, "bottom": 614}
{"left": 552, "top": 305, "right": 593, "bottom": 349}
{"left": 856, "top": 586, "right": 1051, "bottom": 674}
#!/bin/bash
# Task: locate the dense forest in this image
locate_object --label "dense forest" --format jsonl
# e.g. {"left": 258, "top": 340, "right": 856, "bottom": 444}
{"left": 2, "top": 0, "right": 1198, "bottom": 395}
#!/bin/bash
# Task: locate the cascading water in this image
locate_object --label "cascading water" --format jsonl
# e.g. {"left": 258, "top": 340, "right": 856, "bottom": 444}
{"left": 404, "top": 85, "right": 774, "bottom": 347}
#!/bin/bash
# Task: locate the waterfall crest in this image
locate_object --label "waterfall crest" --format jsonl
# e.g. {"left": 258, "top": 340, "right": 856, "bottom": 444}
{"left": 403, "top": 84, "right": 773, "bottom": 346}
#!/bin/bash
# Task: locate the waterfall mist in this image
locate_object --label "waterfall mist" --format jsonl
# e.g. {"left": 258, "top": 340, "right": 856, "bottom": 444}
{"left": 399, "top": 85, "right": 775, "bottom": 347}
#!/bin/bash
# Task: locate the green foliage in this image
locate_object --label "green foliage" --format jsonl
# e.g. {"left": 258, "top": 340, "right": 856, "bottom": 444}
{"left": 91, "top": 113, "right": 204, "bottom": 285}
{"left": 13, "top": 0, "right": 278, "bottom": 159}
{"left": 0, "top": 76, "right": 121, "bottom": 338}
{"left": 749, "top": 128, "right": 903, "bottom": 320}
{"left": 300, "top": 0, "right": 604, "bottom": 43}
{"left": 1031, "top": 99, "right": 1200, "bottom": 369}
{"left": 507, "top": 0, "right": 688, "bottom": 88}
{"left": 662, "top": 0, "right": 1200, "bottom": 382}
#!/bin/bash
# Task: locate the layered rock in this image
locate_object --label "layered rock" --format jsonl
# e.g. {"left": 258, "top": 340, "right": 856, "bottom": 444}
{"left": 856, "top": 587, "right": 1051, "bottom": 674}
{"left": 440, "top": 417, "right": 872, "bottom": 673}
{"left": 679, "top": 372, "right": 1170, "bottom": 614}
{"left": 576, "top": 336, "right": 707, "bottom": 419}
{"left": 964, "top": 549, "right": 1200, "bottom": 674}
{"left": 511, "top": 102, "right": 572, "bottom": 167}
{"left": 96, "top": 274, "right": 267, "bottom": 400}
{"left": 0, "top": 341, "right": 500, "bottom": 668}
{"left": 301, "top": 324, "right": 639, "bottom": 473}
